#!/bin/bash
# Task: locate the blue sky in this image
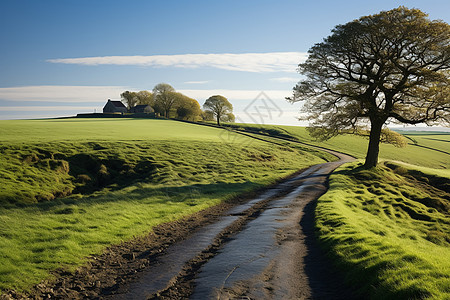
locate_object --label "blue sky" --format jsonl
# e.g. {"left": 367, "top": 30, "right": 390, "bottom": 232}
{"left": 0, "top": 0, "right": 449, "bottom": 126}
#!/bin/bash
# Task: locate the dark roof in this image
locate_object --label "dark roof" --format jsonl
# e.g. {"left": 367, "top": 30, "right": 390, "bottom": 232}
{"left": 134, "top": 105, "right": 150, "bottom": 109}
{"left": 108, "top": 100, "right": 126, "bottom": 108}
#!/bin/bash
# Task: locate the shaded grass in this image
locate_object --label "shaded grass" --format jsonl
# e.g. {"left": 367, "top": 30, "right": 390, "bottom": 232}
{"left": 0, "top": 119, "right": 329, "bottom": 292}
{"left": 315, "top": 161, "right": 450, "bottom": 299}
{"left": 0, "top": 140, "right": 328, "bottom": 207}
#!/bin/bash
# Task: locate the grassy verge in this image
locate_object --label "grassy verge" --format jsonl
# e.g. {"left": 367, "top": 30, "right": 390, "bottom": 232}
{"left": 315, "top": 161, "right": 450, "bottom": 299}
{"left": 0, "top": 119, "right": 330, "bottom": 292}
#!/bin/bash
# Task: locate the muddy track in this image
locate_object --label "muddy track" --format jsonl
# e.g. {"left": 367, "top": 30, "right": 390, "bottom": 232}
{"left": 106, "top": 147, "right": 357, "bottom": 299}
{"left": 134, "top": 155, "right": 358, "bottom": 300}
{"left": 2, "top": 137, "right": 358, "bottom": 300}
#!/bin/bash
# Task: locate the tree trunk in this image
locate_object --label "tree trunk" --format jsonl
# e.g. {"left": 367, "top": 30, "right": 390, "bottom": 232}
{"left": 364, "top": 119, "right": 384, "bottom": 168}
{"left": 216, "top": 114, "right": 220, "bottom": 126}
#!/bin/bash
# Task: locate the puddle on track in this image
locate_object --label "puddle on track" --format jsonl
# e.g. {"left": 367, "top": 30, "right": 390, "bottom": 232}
{"left": 190, "top": 164, "right": 333, "bottom": 299}
{"left": 113, "top": 216, "right": 238, "bottom": 299}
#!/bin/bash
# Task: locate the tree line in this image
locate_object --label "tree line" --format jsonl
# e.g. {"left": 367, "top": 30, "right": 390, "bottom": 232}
{"left": 120, "top": 83, "right": 234, "bottom": 125}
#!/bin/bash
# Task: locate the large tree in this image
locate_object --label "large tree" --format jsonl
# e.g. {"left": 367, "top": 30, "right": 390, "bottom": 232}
{"left": 120, "top": 91, "right": 138, "bottom": 109}
{"left": 135, "top": 90, "right": 154, "bottom": 106}
{"left": 288, "top": 7, "right": 449, "bottom": 168}
{"left": 176, "top": 95, "right": 202, "bottom": 121}
{"left": 120, "top": 90, "right": 154, "bottom": 109}
{"left": 203, "top": 95, "right": 233, "bottom": 126}
{"left": 153, "top": 83, "right": 176, "bottom": 117}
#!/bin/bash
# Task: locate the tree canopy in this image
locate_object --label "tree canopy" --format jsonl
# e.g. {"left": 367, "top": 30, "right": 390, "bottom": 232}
{"left": 120, "top": 91, "right": 138, "bottom": 109}
{"left": 176, "top": 95, "right": 202, "bottom": 121}
{"left": 135, "top": 90, "right": 154, "bottom": 106}
{"left": 121, "top": 90, "right": 154, "bottom": 109}
{"left": 203, "top": 95, "right": 234, "bottom": 126}
{"left": 120, "top": 84, "right": 203, "bottom": 119}
{"left": 288, "top": 7, "right": 450, "bottom": 168}
{"left": 153, "top": 83, "right": 177, "bottom": 118}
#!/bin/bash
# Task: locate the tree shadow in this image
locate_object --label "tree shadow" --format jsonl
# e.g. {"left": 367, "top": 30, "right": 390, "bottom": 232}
{"left": 300, "top": 198, "right": 364, "bottom": 299}
{"left": 9, "top": 181, "right": 262, "bottom": 213}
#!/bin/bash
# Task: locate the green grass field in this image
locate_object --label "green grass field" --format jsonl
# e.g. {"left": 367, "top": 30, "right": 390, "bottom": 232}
{"left": 315, "top": 161, "right": 449, "bottom": 299}
{"left": 403, "top": 134, "right": 449, "bottom": 155}
{"left": 0, "top": 119, "right": 332, "bottom": 292}
{"left": 0, "top": 119, "right": 244, "bottom": 143}
{"left": 222, "top": 123, "right": 449, "bottom": 169}
{"left": 1, "top": 118, "right": 448, "bottom": 296}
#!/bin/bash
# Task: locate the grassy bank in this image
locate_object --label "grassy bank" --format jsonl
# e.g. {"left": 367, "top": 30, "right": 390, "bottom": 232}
{"left": 315, "top": 161, "right": 450, "bottom": 299}
{"left": 0, "top": 119, "right": 332, "bottom": 291}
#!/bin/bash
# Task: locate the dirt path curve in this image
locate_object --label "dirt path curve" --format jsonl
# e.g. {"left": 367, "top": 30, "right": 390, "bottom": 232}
{"left": 109, "top": 150, "right": 357, "bottom": 299}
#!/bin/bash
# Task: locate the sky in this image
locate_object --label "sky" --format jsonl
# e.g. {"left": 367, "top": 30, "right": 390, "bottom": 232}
{"left": 0, "top": 0, "right": 449, "bottom": 127}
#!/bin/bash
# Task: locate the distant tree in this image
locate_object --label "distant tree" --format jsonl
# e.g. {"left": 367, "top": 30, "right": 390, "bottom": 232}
{"left": 355, "top": 128, "right": 408, "bottom": 148}
{"left": 120, "top": 91, "right": 138, "bottom": 109}
{"left": 203, "top": 95, "right": 234, "bottom": 126}
{"left": 379, "top": 129, "right": 408, "bottom": 148}
{"left": 136, "top": 90, "right": 154, "bottom": 106}
{"left": 176, "top": 95, "right": 202, "bottom": 121}
{"left": 201, "top": 110, "right": 215, "bottom": 121}
{"left": 153, "top": 83, "right": 175, "bottom": 95}
{"left": 153, "top": 83, "right": 177, "bottom": 117}
{"left": 225, "top": 112, "right": 235, "bottom": 122}
{"left": 287, "top": 7, "right": 450, "bottom": 168}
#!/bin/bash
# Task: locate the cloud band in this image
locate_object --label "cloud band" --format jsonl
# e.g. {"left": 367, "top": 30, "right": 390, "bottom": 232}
{"left": 47, "top": 52, "right": 307, "bottom": 73}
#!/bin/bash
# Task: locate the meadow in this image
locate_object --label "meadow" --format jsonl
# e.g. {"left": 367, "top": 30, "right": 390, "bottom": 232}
{"left": 1, "top": 118, "right": 448, "bottom": 297}
{"left": 222, "top": 123, "right": 449, "bottom": 169}
{"left": 0, "top": 119, "right": 332, "bottom": 291}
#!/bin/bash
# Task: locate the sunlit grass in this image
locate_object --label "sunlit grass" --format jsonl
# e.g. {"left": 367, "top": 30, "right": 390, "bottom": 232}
{"left": 223, "top": 123, "right": 450, "bottom": 169}
{"left": 1, "top": 118, "right": 448, "bottom": 294}
{"left": 0, "top": 119, "right": 329, "bottom": 291}
{"left": 0, "top": 118, "right": 249, "bottom": 143}
{"left": 404, "top": 134, "right": 450, "bottom": 154}
{"left": 316, "top": 161, "right": 450, "bottom": 299}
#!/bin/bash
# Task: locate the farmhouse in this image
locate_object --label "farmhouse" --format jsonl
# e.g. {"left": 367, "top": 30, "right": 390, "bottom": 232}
{"left": 130, "top": 105, "right": 154, "bottom": 114}
{"left": 103, "top": 99, "right": 127, "bottom": 113}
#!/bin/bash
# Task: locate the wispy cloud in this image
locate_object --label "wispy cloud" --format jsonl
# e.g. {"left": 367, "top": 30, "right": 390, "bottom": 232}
{"left": 47, "top": 52, "right": 308, "bottom": 73}
{"left": 0, "top": 86, "right": 293, "bottom": 103}
{"left": 178, "top": 89, "right": 292, "bottom": 101}
{"left": 270, "top": 77, "right": 300, "bottom": 83}
{"left": 0, "top": 106, "right": 97, "bottom": 112}
{"left": 184, "top": 80, "right": 210, "bottom": 84}
{"left": 0, "top": 86, "right": 128, "bottom": 102}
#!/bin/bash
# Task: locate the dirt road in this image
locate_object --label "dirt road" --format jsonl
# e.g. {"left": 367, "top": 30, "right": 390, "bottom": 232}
{"left": 110, "top": 151, "right": 357, "bottom": 299}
